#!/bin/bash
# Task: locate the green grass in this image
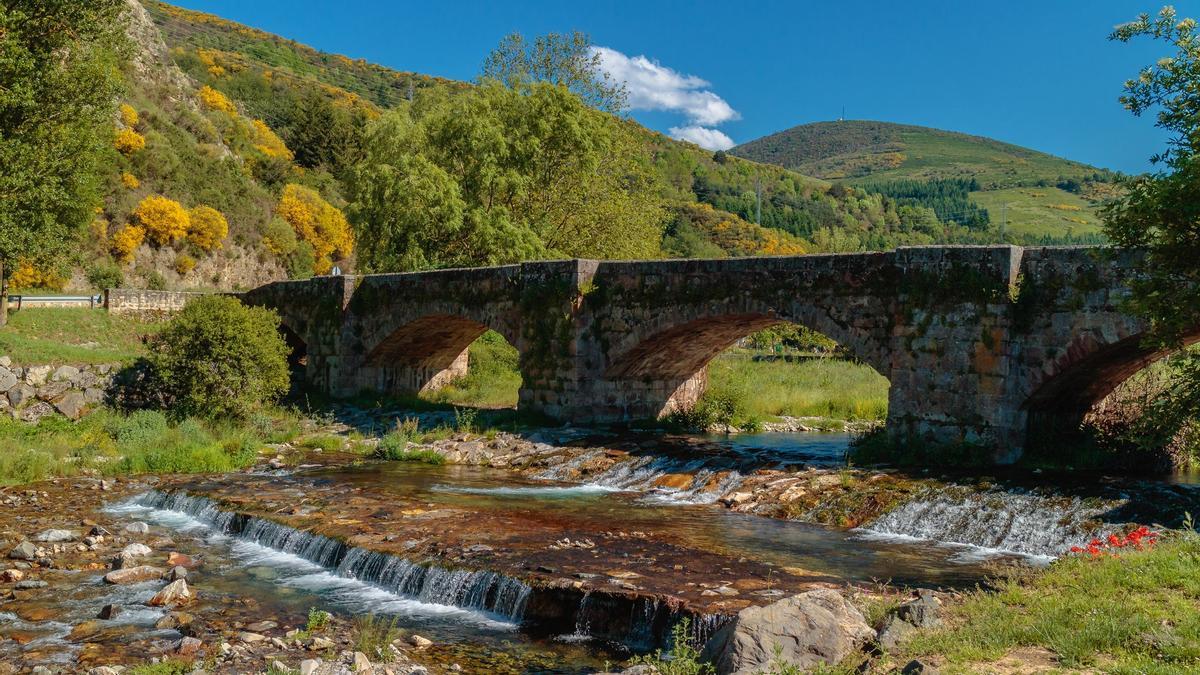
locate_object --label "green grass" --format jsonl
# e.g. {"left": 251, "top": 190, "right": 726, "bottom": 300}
{"left": 897, "top": 533, "right": 1200, "bottom": 673}
{"left": 970, "top": 186, "right": 1104, "bottom": 240}
{"left": 352, "top": 613, "right": 401, "bottom": 659}
{"left": 297, "top": 433, "right": 345, "bottom": 452}
{"left": 0, "top": 407, "right": 303, "bottom": 486}
{"left": 423, "top": 331, "right": 522, "bottom": 409}
{"left": 706, "top": 351, "right": 889, "bottom": 422}
{"left": 126, "top": 660, "right": 192, "bottom": 675}
{"left": 0, "top": 308, "right": 161, "bottom": 365}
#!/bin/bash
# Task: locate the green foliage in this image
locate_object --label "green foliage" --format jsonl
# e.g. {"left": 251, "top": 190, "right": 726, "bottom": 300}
{"left": 627, "top": 618, "right": 713, "bottom": 675}
{"left": 352, "top": 613, "right": 401, "bottom": 658}
{"left": 372, "top": 417, "right": 445, "bottom": 464}
{"left": 348, "top": 80, "right": 666, "bottom": 272}
{"left": 707, "top": 350, "right": 889, "bottom": 422}
{"left": 481, "top": 31, "right": 628, "bottom": 113}
{"left": 425, "top": 331, "right": 522, "bottom": 408}
{"left": 127, "top": 660, "right": 192, "bottom": 675}
{"left": 86, "top": 262, "right": 125, "bottom": 291}
{"left": 147, "top": 295, "right": 289, "bottom": 419}
{"left": 859, "top": 178, "right": 990, "bottom": 229}
{"left": 0, "top": 0, "right": 127, "bottom": 277}
{"left": 899, "top": 532, "right": 1200, "bottom": 671}
{"left": 0, "top": 407, "right": 286, "bottom": 486}
{"left": 306, "top": 607, "right": 331, "bottom": 632}
{"left": 849, "top": 428, "right": 993, "bottom": 467}
{"left": 1101, "top": 7, "right": 1200, "bottom": 462}
{"left": 298, "top": 433, "right": 344, "bottom": 452}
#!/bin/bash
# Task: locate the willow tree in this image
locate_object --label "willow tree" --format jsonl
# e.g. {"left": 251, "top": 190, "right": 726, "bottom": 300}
{"left": 481, "top": 31, "right": 627, "bottom": 114}
{"left": 0, "top": 0, "right": 127, "bottom": 323}
{"left": 348, "top": 81, "right": 666, "bottom": 272}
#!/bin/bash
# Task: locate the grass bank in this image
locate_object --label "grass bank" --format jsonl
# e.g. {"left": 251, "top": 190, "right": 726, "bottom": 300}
{"left": 422, "top": 330, "right": 522, "bottom": 409}
{"left": 706, "top": 350, "right": 889, "bottom": 422}
{"left": 0, "top": 407, "right": 302, "bottom": 486}
{"left": 0, "top": 308, "right": 160, "bottom": 365}
{"left": 896, "top": 531, "right": 1200, "bottom": 673}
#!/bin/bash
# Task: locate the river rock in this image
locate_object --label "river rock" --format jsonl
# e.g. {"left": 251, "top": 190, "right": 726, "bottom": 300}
{"left": 410, "top": 634, "right": 433, "bottom": 649}
{"left": 901, "top": 659, "right": 940, "bottom": 674}
{"left": 307, "top": 635, "right": 335, "bottom": 650}
{"left": 97, "top": 604, "right": 121, "bottom": 620}
{"left": 155, "top": 611, "right": 194, "bottom": 629}
{"left": 68, "top": 620, "right": 105, "bottom": 641}
{"left": 299, "top": 660, "right": 321, "bottom": 675}
{"left": 167, "top": 565, "right": 188, "bottom": 581}
{"left": 353, "top": 651, "right": 372, "bottom": 673}
{"left": 166, "top": 551, "right": 198, "bottom": 568}
{"left": 148, "top": 579, "right": 192, "bottom": 606}
{"left": 244, "top": 619, "right": 277, "bottom": 632}
{"left": 104, "top": 565, "right": 164, "bottom": 584}
{"left": 1, "top": 568, "right": 24, "bottom": 582}
{"left": 896, "top": 590, "right": 941, "bottom": 628}
{"left": 14, "top": 579, "right": 47, "bottom": 589}
{"left": 175, "top": 636, "right": 202, "bottom": 656}
{"left": 120, "top": 543, "right": 152, "bottom": 558}
{"left": 124, "top": 522, "right": 150, "bottom": 534}
{"left": 34, "top": 528, "right": 77, "bottom": 542}
{"left": 876, "top": 613, "right": 917, "bottom": 651}
{"left": 7, "top": 541, "right": 37, "bottom": 560}
{"left": 700, "top": 589, "right": 875, "bottom": 675}
{"left": 238, "top": 630, "right": 267, "bottom": 643}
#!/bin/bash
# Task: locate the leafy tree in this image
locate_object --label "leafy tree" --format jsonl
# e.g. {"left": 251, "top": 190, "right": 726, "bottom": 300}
{"left": 348, "top": 81, "right": 665, "bottom": 272}
{"left": 0, "top": 0, "right": 127, "bottom": 323}
{"left": 1103, "top": 7, "right": 1200, "bottom": 454}
{"left": 147, "top": 295, "right": 289, "bottom": 420}
{"left": 481, "top": 31, "right": 627, "bottom": 113}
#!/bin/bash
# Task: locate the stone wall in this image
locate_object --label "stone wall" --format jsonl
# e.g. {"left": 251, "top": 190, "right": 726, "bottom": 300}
{"left": 0, "top": 359, "right": 115, "bottom": 421}
{"left": 105, "top": 289, "right": 206, "bottom": 315}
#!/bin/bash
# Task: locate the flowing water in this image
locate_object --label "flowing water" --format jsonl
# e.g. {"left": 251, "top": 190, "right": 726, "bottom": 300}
{"left": 53, "top": 430, "right": 1195, "bottom": 672}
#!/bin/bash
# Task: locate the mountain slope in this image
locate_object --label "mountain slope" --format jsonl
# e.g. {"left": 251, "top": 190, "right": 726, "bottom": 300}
{"left": 730, "top": 120, "right": 1114, "bottom": 189}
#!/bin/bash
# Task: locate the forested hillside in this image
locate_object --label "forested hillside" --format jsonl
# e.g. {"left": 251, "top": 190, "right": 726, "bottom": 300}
{"left": 9, "top": 1, "right": 1117, "bottom": 295}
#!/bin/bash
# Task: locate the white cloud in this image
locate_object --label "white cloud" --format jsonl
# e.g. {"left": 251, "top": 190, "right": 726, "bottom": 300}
{"left": 591, "top": 46, "right": 739, "bottom": 127}
{"left": 668, "top": 125, "right": 735, "bottom": 151}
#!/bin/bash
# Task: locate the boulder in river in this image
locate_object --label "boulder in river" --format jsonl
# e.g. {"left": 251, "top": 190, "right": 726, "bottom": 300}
{"left": 7, "top": 541, "right": 37, "bottom": 560}
{"left": 120, "top": 543, "right": 152, "bottom": 559}
{"left": 34, "top": 529, "right": 77, "bottom": 542}
{"left": 103, "top": 565, "right": 164, "bottom": 584}
{"left": 148, "top": 578, "right": 192, "bottom": 606}
{"left": 700, "top": 589, "right": 875, "bottom": 675}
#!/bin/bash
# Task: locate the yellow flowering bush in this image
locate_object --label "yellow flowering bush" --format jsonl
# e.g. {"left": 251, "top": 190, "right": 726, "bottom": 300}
{"left": 134, "top": 195, "right": 190, "bottom": 246}
{"left": 8, "top": 261, "right": 66, "bottom": 291}
{"left": 276, "top": 184, "right": 354, "bottom": 274}
{"left": 111, "top": 225, "right": 146, "bottom": 263}
{"left": 197, "top": 85, "right": 237, "bottom": 115}
{"left": 187, "top": 205, "right": 229, "bottom": 252}
{"left": 121, "top": 172, "right": 140, "bottom": 189}
{"left": 114, "top": 128, "right": 146, "bottom": 155}
{"left": 119, "top": 103, "right": 139, "bottom": 128}
{"left": 251, "top": 119, "right": 293, "bottom": 160}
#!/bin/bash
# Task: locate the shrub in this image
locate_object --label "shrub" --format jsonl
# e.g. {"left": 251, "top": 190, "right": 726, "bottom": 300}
{"left": 174, "top": 254, "right": 196, "bottom": 276}
{"left": 147, "top": 295, "right": 290, "bottom": 419}
{"left": 251, "top": 119, "right": 293, "bottom": 160}
{"left": 134, "top": 195, "right": 190, "bottom": 246}
{"left": 7, "top": 260, "right": 67, "bottom": 291}
{"left": 111, "top": 224, "right": 145, "bottom": 263}
{"left": 276, "top": 184, "right": 354, "bottom": 275}
{"left": 86, "top": 262, "right": 124, "bottom": 291}
{"left": 115, "top": 128, "right": 146, "bottom": 155}
{"left": 187, "top": 205, "right": 228, "bottom": 252}
{"left": 352, "top": 614, "right": 400, "bottom": 659}
{"left": 121, "top": 172, "right": 140, "bottom": 189}
{"left": 119, "top": 103, "right": 139, "bottom": 128}
{"left": 144, "top": 269, "right": 167, "bottom": 291}
{"left": 197, "top": 85, "right": 237, "bottom": 115}
{"left": 261, "top": 216, "right": 298, "bottom": 256}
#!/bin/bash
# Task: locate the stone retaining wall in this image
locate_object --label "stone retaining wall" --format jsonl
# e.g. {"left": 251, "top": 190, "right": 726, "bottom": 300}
{"left": 105, "top": 289, "right": 206, "bottom": 315}
{"left": 0, "top": 359, "right": 116, "bottom": 421}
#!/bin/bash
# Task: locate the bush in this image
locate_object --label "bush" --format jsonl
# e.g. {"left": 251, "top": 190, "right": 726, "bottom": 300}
{"left": 187, "top": 205, "right": 229, "bottom": 252}
{"left": 134, "top": 195, "right": 190, "bottom": 246}
{"left": 115, "top": 128, "right": 146, "bottom": 155}
{"left": 111, "top": 224, "right": 145, "bottom": 263}
{"left": 148, "top": 295, "right": 289, "bottom": 419}
{"left": 86, "top": 262, "right": 124, "bottom": 291}
{"left": 276, "top": 183, "right": 354, "bottom": 275}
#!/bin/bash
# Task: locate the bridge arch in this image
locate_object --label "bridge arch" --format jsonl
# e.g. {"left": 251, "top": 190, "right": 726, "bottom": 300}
{"left": 1020, "top": 327, "right": 1200, "bottom": 451}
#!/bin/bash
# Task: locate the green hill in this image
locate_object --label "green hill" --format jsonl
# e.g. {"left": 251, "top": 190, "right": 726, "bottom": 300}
{"left": 730, "top": 120, "right": 1114, "bottom": 188}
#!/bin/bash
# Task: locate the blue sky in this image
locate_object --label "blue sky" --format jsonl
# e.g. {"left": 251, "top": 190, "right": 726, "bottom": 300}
{"left": 171, "top": 0, "right": 1199, "bottom": 174}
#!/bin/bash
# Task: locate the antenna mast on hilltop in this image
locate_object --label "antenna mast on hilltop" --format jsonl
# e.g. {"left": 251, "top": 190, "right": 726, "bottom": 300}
{"left": 839, "top": 105, "right": 845, "bottom": 122}
{"left": 755, "top": 176, "right": 762, "bottom": 225}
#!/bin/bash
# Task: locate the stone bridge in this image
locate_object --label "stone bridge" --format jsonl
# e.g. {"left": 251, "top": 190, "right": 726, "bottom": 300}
{"left": 241, "top": 245, "right": 1178, "bottom": 463}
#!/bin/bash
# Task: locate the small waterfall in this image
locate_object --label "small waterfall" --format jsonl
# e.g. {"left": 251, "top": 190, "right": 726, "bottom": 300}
{"left": 862, "top": 488, "right": 1121, "bottom": 558}
{"left": 537, "top": 453, "right": 745, "bottom": 504}
{"left": 132, "top": 491, "right": 531, "bottom": 621}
